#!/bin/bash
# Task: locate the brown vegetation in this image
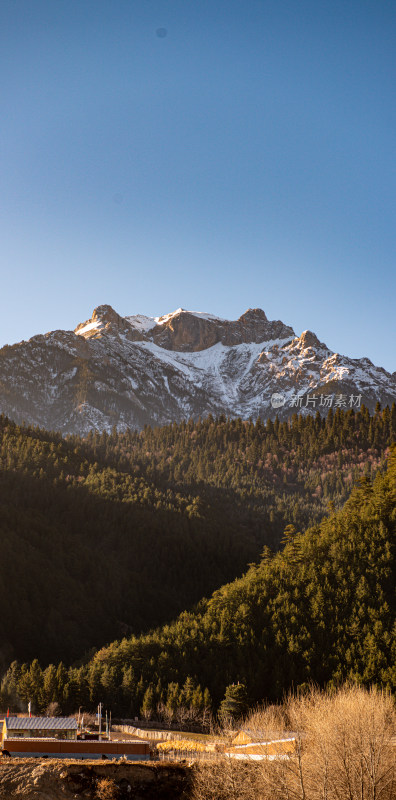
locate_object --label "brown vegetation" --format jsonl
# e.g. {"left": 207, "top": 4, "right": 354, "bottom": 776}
{"left": 96, "top": 777, "right": 119, "bottom": 799}
{"left": 192, "top": 686, "right": 396, "bottom": 800}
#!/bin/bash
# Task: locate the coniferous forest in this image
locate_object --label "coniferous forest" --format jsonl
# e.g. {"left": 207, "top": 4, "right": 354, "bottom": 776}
{"left": 0, "top": 404, "right": 395, "bottom": 718}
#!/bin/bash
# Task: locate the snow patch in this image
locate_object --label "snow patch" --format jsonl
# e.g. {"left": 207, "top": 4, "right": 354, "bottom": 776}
{"left": 76, "top": 320, "right": 103, "bottom": 336}
{"left": 125, "top": 314, "right": 157, "bottom": 333}
{"left": 132, "top": 337, "right": 293, "bottom": 407}
{"left": 154, "top": 308, "right": 225, "bottom": 325}
{"left": 188, "top": 310, "right": 226, "bottom": 322}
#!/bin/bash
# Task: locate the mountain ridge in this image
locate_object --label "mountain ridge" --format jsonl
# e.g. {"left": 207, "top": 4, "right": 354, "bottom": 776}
{"left": 0, "top": 304, "right": 394, "bottom": 435}
{"left": 74, "top": 304, "right": 295, "bottom": 351}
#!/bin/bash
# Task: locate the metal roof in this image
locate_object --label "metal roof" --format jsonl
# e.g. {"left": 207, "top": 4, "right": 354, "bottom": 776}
{"left": 5, "top": 716, "right": 78, "bottom": 730}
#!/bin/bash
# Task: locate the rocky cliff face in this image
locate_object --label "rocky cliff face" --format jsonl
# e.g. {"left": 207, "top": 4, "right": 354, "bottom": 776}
{"left": 0, "top": 305, "right": 394, "bottom": 434}
{"left": 147, "top": 307, "right": 294, "bottom": 351}
{"left": 76, "top": 305, "right": 294, "bottom": 351}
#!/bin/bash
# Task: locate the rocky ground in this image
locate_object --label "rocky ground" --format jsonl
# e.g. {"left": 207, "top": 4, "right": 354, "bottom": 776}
{"left": 0, "top": 758, "right": 191, "bottom": 800}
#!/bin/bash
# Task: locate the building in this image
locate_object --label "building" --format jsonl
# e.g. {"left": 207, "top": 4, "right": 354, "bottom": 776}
{"left": 2, "top": 716, "right": 78, "bottom": 744}
{"left": 1, "top": 737, "right": 151, "bottom": 760}
{"left": 1, "top": 716, "right": 150, "bottom": 760}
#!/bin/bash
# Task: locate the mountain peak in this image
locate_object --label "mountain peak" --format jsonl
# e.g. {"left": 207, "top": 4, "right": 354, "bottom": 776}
{"left": 1, "top": 302, "right": 394, "bottom": 434}
{"left": 239, "top": 308, "right": 268, "bottom": 322}
{"left": 298, "top": 330, "right": 323, "bottom": 349}
{"left": 154, "top": 309, "right": 225, "bottom": 326}
{"left": 75, "top": 304, "right": 295, "bottom": 350}
{"left": 92, "top": 304, "right": 124, "bottom": 325}
{"left": 75, "top": 304, "right": 128, "bottom": 338}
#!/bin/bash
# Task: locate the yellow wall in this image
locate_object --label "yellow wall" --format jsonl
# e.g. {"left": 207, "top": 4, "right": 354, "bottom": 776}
{"left": 231, "top": 731, "right": 253, "bottom": 746}
{"left": 228, "top": 739, "right": 296, "bottom": 756}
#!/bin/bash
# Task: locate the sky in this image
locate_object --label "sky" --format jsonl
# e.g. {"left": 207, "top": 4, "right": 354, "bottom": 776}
{"left": 1, "top": 0, "right": 395, "bottom": 372}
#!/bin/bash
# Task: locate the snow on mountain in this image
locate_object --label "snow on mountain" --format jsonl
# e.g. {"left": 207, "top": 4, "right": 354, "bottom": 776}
{"left": 122, "top": 308, "right": 225, "bottom": 335}
{"left": 75, "top": 319, "right": 104, "bottom": 336}
{"left": 0, "top": 304, "right": 394, "bottom": 435}
{"left": 154, "top": 308, "right": 225, "bottom": 325}
{"left": 124, "top": 314, "right": 158, "bottom": 333}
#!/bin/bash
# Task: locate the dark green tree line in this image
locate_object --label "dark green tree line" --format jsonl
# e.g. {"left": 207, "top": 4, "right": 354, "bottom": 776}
{"left": 3, "top": 444, "right": 395, "bottom": 717}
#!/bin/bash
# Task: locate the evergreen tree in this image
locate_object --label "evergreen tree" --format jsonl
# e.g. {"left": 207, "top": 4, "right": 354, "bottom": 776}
{"left": 219, "top": 683, "right": 248, "bottom": 721}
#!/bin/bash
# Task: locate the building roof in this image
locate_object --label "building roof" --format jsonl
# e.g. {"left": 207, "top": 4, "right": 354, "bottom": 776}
{"left": 5, "top": 716, "right": 78, "bottom": 730}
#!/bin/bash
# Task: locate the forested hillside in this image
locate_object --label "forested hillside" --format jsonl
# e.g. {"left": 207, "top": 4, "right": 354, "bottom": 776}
{"left": 0, "top": 422, "right": 258, "bottom": 666}
{"left": 82, "top": 403, "right": 395, "bottom": 539}
{"left": 0, "top": 412, "right": 394, "bottom": 717}
{"left": 0, "top": 406, "right": 393, "bottom": 667}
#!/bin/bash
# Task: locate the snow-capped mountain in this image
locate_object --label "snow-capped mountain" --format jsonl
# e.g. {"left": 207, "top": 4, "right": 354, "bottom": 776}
{"left": 0, "top": 304, "right": 394, "bottom": 434}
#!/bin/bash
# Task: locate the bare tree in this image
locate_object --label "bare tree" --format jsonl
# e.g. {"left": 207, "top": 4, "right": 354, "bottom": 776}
{"left": 191, "top": 686, "right": 396, "bottom": 800}
{"left": 45, "top": 700, "right": 61, "bottom": 717}
{"left": 192, "top": 758, "right": 265, "bottom": 800}
{"left": 279, "top": 685, "right": 396, "bottom": 800}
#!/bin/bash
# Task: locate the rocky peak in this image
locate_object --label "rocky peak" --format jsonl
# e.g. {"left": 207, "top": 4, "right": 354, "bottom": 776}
{"left": 92, "top": 304, "right": 123, "bottom": 326}
{"left": 148, "top": 307, "right": 295, "bottom": 351}
{"left": 151, "top": 310, "right": 219, "bottom": 352}
{"left": 298, "top": 330, "right": 323, "bottom": 350}
{"left": 75, "top": 304, "right": 134, "bottom": 339}
{"left": 239, "top": 308, "right": 268, "bottom": 323}
{"left": 222, "top": 309, "right": 294, "bottom": 346}
{"left": 76, "top": 305, "right": 296, "bottom": 350}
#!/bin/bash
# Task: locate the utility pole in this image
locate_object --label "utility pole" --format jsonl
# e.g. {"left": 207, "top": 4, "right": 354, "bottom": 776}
{"left": 98, "top": 703, "right": 102, "bottom": 741}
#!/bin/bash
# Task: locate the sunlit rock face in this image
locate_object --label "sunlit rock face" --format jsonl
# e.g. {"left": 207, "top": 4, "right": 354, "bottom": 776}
{"left": 0, "top": 304, "right": 394, "bottom": 434}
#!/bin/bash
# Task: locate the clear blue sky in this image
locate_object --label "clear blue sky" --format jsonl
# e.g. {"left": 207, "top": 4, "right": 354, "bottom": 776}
{"left": 1, "top": 0, "right": 395, "bottom": 371}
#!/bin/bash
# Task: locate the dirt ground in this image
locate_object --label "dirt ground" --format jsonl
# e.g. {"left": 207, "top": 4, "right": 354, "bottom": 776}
{"left": 0, "top": 758, "right": 191, "bottom": 800}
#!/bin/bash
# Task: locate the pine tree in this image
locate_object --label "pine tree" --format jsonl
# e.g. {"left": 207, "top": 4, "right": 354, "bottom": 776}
{"left": 219, "top": 683, "right": 248, "bottom": 721}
